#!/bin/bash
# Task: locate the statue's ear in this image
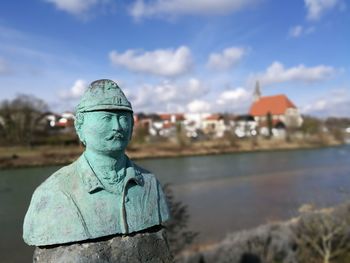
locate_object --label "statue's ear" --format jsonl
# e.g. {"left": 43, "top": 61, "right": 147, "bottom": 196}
{"left": 129, "top": 113, "right": 134, "bottom": 140}
{"left": 75, "top": 113, "right": 86, "bottom": 145}
{"left": 77, "top": 128, "right": 86, "bottom": 146}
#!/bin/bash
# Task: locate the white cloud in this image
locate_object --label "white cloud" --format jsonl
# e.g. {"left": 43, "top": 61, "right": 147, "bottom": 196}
{"left": 128, "top": 79, "right": 253, "bottom": 114}
{"left": 0, "top": 57, "right": 11, "bottom": 75}
{"left": 250, "top": 61, "right": 336, "bottom": 86}
{"left": 130, "top": 78, "right": 208, "bottom": 112}
{"left": 207, "top": 47, "right": 247, "bottom": 70}
{"left": 289, "top": 25, "right": 303, "bottom": 38}
{"left": 214, "top": 87, "right": 251, "bottom": 113}
{"left": 289, "top": 25, "right": 315, "bottom": 38}
{"left": 216, "top": 88, "right": 249, "bottom": 105}
{"left": 302, "top": 89, "right": 350, "bottom": 117}
{"left": 305, "top": 0, "right": 342, "bottom": 20}
{"left": 186, "top": 78, "right": 204, "bottom": 94}
{"left": 187, "top": 100, "right": 211, "bottom": 113}
{"left": 303, "top": 99, "right": 328, "bottom": 112}
{"left": 44, "top": 0, "right": 111, "bottom": 17}
{"left": 59, "top": 79, "right": 87, "bottom": 100}
{"left": 186, "top": 87, "right": 251, "bottom": 113}
{"left": 109, "top": 46, "right": 193, "bottom": 77}
{"left": 130, "top": 0, "right": 259, "bottom": 19}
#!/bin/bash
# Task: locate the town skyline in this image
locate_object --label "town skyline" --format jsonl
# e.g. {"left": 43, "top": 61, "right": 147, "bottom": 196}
{"left": 0, "top": 0, "right": 349, "bottom": 117}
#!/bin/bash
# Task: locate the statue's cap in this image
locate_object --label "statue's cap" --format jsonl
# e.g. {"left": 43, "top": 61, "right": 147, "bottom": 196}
{"left": 76, "top": 79, "right": 132, "bottom": 113}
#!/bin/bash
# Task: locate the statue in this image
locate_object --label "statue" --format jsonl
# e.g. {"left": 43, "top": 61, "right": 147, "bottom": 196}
{"left": 23, "top": 79, "right": 170, "bottom": 250}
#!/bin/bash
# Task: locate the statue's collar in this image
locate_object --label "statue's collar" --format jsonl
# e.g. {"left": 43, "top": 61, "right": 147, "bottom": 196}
{"left": 76, "top": 154, "right": 143, "bottom": 194}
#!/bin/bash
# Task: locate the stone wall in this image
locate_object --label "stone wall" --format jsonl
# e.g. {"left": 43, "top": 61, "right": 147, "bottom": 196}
{"left": 34, "top": 228, "right": 173, "bottom": 263}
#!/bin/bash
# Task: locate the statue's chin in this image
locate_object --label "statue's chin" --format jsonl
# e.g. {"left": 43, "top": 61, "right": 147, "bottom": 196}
{"left": 99, "top": 146, "right": 125, "bottom": 155}
{"left": 110, "top": 141, "right": 128, "bottom": 151}
{"left": 106, "top": 149, "right": 126, "bottom": 157}
{"left": 86, "top": 145, "right": 127, "bottom": 157}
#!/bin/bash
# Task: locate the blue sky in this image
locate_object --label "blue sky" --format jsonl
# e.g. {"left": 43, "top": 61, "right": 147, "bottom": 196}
{"left": 0, "top": 0, "right": 349, "bottom": 117}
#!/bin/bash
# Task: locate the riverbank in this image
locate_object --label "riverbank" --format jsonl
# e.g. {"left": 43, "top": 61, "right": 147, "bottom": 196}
{"left": 0, "top": 137, "right": 343, "bottom": 169}
{"left": 176, "top": 202, "right": 350, "bottom": 263}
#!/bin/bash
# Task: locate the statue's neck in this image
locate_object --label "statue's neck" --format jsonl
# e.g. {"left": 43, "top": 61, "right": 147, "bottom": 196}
{"left": 84, "top": 149, "right": 126, "bottom": 178}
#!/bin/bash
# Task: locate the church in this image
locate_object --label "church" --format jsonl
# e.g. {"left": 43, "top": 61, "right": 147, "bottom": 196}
{"left": 249, "top": 82, "right": 303, "bottom": 133}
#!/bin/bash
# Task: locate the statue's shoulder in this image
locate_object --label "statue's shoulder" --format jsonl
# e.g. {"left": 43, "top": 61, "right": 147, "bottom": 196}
{"left": 132, "top": 161, "right": 152, "bottom": 175}
{"left": 26, "top": 160, "right": 79, "bottom": 215}
{"left": 35, "top": 160, "right": 78, "bottom": 193}
{"left": 131, "top": 161, "right": 158, "bottom": 184}
{"left": 23, "top": 159, "right": 87, "bottom": 246}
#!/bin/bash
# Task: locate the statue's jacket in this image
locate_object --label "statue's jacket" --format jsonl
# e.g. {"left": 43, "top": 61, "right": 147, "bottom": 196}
{"left": 23, "top": 155, "right": 170, "bottom": 246}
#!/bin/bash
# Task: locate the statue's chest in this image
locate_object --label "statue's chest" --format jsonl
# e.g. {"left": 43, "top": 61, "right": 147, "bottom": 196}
{"left": 70, "top": 180, "right": 159, "bottom": 237}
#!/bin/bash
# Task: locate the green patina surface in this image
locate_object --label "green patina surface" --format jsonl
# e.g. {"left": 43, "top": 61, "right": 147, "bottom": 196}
{"left": 23, "top": 79, "right": 170, "bottom": 246}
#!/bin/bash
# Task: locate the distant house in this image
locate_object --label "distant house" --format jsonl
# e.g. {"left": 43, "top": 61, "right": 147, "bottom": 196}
{"left": 202, "top": 114, "right": 226, "bottom": 138}
{"left": 158, "top": 122, "right": 177, "bottom": 137}
{"left": 249, "top": 82, "right": 303, "bottom": 136}
{"left": 56, "top": 112, "right": 75, "bottom": 128}
{"left": 158, "top": 113, "right": 185, "bottom": 124}
{"left": 36, "top": 111, "right": 75, "bottom": 135}
{"left": 234, "top": 115, "right": 258, "bottom": 138}
{"left": 181, "top": 113, "right": 210, "bottom": 139}
{"left": 134, "top": 113, "right": 153, "bottom": 132}
{"left": 136, "top": 113, "right": 185, "bottom": 137}
{"left": 133, "top": 113, "right": 162, "bottom": 136}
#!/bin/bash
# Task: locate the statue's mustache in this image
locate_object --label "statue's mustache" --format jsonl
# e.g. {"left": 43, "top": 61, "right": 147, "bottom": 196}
{"left": 105, "top": 132, "right": 125, "bottom": 141}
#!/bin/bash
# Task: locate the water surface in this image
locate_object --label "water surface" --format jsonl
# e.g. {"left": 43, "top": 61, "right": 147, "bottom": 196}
{"left": 1, "top": 145, "right": 349, "bottom": 262}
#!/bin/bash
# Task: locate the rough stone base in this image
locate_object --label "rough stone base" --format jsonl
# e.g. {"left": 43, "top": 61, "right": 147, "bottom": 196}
{"left": 33, "top": 228, "right": 173, "bottom": 263}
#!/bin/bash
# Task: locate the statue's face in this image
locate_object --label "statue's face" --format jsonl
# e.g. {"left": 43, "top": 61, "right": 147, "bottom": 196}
{"left": 81, "top": 110, "right": 133, "bottom": 155}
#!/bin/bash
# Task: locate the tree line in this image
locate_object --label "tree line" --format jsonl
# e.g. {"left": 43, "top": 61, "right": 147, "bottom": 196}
{"left": 0, "top": 94, "right": 349, "bottom": 147}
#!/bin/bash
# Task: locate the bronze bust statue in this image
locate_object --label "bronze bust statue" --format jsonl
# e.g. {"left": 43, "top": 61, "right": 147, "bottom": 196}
{"left": 23, "top": 79, "right": 170, "bottom": 246}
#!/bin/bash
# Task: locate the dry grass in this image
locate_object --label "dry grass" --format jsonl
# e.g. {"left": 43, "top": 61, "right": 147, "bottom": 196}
{"left": 0, "top": 136, "right": 343, "bottom": 169}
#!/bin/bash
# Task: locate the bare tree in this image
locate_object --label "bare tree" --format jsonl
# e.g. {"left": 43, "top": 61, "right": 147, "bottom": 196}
{"left": 293, "top": 209, "right": 350, "bottom": 263}
{"left": 0, "top": 94, "right": 48, "bottom": 145}
{"left": 266, "top": 112, "right": 273, "bottom": 138}
{"left": 163, "top": 184, "right": 198, "bottom": 256}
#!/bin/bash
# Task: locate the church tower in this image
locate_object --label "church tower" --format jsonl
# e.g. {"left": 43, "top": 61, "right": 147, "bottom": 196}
{"left": 253, "top": 81, "right": 261, "bottom": 102}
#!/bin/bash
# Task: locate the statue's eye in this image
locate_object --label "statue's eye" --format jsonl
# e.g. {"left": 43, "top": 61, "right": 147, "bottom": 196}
{"left": 102, "top": 115, "right": 112, "bottom": 121}
{"left": 119, "top": 115, "right": 128, "bottom": 123}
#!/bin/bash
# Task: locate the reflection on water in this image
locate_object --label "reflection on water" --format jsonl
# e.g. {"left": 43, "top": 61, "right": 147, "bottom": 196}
{"left": 1, "top": 145, "right": 350, "bottom": 262}
{"left": 138, "top": 145, "right": 350, "bottom": 242}
{"left": 171, "top": 164, "right": 350, "bottom": 243}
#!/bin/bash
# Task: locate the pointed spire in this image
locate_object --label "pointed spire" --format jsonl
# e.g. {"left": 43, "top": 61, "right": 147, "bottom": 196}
{"left": 253, "top": 81, "right": 261, "bottom": 102}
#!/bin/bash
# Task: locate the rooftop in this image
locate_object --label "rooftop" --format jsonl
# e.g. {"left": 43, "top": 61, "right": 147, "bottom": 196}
{"left": 250, "top": 94, "right": 296, "bottom": 116}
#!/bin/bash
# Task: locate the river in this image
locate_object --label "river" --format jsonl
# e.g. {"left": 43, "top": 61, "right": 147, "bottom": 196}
{"left": 1, "top": 145, "right": 350, "bottom": 262}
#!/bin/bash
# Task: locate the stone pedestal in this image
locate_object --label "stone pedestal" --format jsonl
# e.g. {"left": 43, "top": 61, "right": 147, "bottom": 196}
{"left": 33, "top": 228, "right": 173, "bottom": 263}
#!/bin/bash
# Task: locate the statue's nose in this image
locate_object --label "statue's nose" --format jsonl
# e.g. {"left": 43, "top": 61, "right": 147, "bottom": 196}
{"left": 112, "top": 116, "right": 122, "bottom": 132}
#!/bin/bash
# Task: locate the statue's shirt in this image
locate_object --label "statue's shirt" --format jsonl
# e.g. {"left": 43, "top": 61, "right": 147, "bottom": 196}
{"left": 23, "top": 155, "right": 170, "bottom": 246}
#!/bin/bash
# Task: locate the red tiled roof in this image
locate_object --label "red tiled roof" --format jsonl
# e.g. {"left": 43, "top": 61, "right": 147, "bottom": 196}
{"left": 205, "top": 114, "right": 223, "bottom": 121}
{"left": 163, "top": 122, "right": 175, "bottom": 129}
{"left": 159, "top": 113, "right": 185, "bottom": 121}
{"left": 159, "top": 114, "right": 170, "bottom": 120}
{"left": 249, "top": 94, "right": 296, "bottom": 116}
